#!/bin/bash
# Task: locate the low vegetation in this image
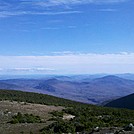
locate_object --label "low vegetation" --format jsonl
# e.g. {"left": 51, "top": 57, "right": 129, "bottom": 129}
{"left": 0, "top": 89, "right": 134, "bottom": 134}
{"left": 41, "top": 107, "right": 134, "bottom": 133}
{"left": 9, "top": 112, "right": 42, "bottom": 124}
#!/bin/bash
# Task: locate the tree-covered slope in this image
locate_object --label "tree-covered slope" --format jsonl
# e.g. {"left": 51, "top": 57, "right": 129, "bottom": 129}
{"left": 105, "top": 93, "right": 134, "bottom": 110}
{"left": 0, "top": 89, "right": 86, "bottom": 107}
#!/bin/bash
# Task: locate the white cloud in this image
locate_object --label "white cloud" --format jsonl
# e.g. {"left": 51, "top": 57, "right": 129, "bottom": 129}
{"left": 0, "top": 11, "right": 27, "bottom": 18}
{"left": 0, "top": 10, "right": 82, "bottom": 18}
{"left": 35, "top": 68, "right": 55, "bottom": 71}
{"left": 0, "top": 0, "right": 128, "bottom": 18}
{"left": 0, "top": 68, "right": 3, "bottom": 71}
{"left": 41, "top": 27, "right": 60, "bottom": 30}
{"left": 52, "top": 51, "right": 79, "bottom": 55}
{"left": 12, "top": 68, "right": 32, "bottom": 71}
{"left": 98, "top": 8, "right": 117, "bottom": 12}
{"left": 41, "top": 25, "right": 77, "bottom": 31}
{"left": 8, "top": 67, "right": 55, "bottom": 72}
{"left": 34, "top": 0, "right": 128, "bottom": 7}
{"left": 0, "top": 52, "right": 134, "bottom": 74}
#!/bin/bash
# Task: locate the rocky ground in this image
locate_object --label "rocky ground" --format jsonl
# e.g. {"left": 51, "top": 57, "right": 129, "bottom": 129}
{"left": 0, "top": 101, "right": 63, "bottom": 134}
{"left": 88, "top": 124, "right": 134, "bottom": 134}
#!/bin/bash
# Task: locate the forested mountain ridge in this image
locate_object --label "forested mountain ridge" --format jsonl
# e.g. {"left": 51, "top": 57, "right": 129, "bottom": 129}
{"left": 105, "top": 93, "right": 134, "bottom": 109}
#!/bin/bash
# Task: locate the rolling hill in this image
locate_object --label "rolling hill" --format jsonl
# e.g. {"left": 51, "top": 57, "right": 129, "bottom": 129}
{"left": 0, "top": 81, "right": 23, "bottom": 90}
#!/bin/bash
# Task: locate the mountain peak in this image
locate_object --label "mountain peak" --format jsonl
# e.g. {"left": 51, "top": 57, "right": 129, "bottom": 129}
{"left": 93, "top": 75, "right": 123, "bottom": 83}
{"left": 101, "top": 75, "right": 121, "bottom": 79}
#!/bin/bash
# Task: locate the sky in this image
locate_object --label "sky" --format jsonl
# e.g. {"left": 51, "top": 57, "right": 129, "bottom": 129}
{"left": 0, "top": 0, "right": 134, "bottom": 75}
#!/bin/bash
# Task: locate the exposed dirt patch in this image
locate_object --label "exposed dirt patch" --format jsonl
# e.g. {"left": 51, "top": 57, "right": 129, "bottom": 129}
{"left": 0, "top": 101, "right": 64, "bottom": 134}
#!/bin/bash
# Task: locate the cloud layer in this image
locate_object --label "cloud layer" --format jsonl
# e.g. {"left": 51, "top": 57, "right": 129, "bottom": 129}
{"left": 0, "top": 52, "right": 134, "bottom": 74}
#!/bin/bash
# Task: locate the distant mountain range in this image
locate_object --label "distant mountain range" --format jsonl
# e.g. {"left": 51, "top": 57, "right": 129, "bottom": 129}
{"left": 1, "top": 73, "right": 134, "bottom": 81}
{"left": 105, "top": 93, "right": 134, "bottom": 110}
{"left": 0, "top": 75, "right": 134, "bottom": 105}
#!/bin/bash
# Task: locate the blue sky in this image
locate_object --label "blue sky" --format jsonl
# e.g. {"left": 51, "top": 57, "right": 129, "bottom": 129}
{"left": 0, "top": 0, "right": 134, "bottom": 74}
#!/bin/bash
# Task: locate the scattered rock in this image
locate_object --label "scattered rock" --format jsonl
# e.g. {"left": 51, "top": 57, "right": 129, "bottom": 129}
{"left": 124, "top": 123, "right": 134, "bottom": 131}
{"left": 93, "top": 126, "right": 100, "bottom": 132}
{"left": 63, "top": 114, "right": 75, "bottom": 120}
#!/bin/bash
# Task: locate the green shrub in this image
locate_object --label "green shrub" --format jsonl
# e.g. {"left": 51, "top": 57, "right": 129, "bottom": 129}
{"left": 9, "top": 112, "right": 42, "bottom": 124}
